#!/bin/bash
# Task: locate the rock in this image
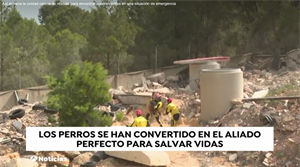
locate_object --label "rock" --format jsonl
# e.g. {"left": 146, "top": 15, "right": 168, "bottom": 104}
{"left": 12, "top": 121, "right": 25, "bottom": 131}
{"left": 265, "top": 153, "right": 272, "bottom": 158}
{"left": 286, "top": 161, "right": 293, "bottom": 167}
{"left": 4, "top": 158, "right": 38, "bottom": 167}
{"left": 166, "top": 75, "right": 179, "bottom": 82}
{"left": 194, "top": 113, "right": 201, "bottom": 118}
{"left": 47, "top": 152, "right": 70, "bottom": 167}
{"left": 61, "top": 151, "right": 81, "bottom": 159}
{"left": 38, "top": 163, "right": 47, "bottom": 167}
{"left": 228, "top": 153, "right": 237, "bottom": 161}
{"left": 282, "top": 116, "right": 295, "bottom": 123}
{"left": 243, "top": 103, "right": 253, "bottom": 109}
{"left": 2, "top": 152, "right": 20, "bottom": 159}
{"left": 187, "top": 112, "right": 195, "bottom": 120}
{"left": 146, "top": 80, "right": 152, "bottom": 88}
{"left": 231, "top": 99, "right": 242, "bottom": 105}
{"left": 286, "top": 49, "right": 300, "bottom": 70}
{"left": 141, "top": 77, "right": 148, "bottom": 90}
{"left": 147, "top": 72, "right": 166, "bottom": 84}
{"left": 97, "top": 157, "right": 119, "bottom": 166}
{"left": 0, "top": 145, "right": 15, "bottom": 155}
{"left": 152, "top": 82, "right": 163, "bottom": 89}
{"left": 70, "top": 152, "right": 93, "bottom": 166}
{"left": 133, "top": 87, "right": 145, "bottom": 93}
{"left": 244, "top": 93, "right": 249, "bottom": 98}
{"left": 0, "top": 156, "right": 11, "bottom": 166}
{"left": 194, "top": 99, "right": 201, "bottom": 106}
{"left": 105, "top": 151, "right": 170, "bottom": 166}
{"left": 90, "top": 151, "right": 108, "bottom": 162}
{"left": 244, "top": 85, "right": 254, "bottom": 94}
{"left": 118, "top": 86, "right": 126, "bottom": 91}
{"left": 252, "top": 89, "right": 269, "bottom": 98}
{"left": 188, "top": 118, "right": 199, "bottom": 126}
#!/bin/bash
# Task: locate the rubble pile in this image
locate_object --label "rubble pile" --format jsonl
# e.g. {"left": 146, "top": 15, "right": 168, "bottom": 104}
{"left": 204, "top": 69, "right": 300, "bottom": 167}
{"left": 109, "top": 72, "right": 187, "bottom": 102}
{"left": 206, "top": 101, "right": 300, "bottom": 166}
{"left": 0, "top": 105, "right": 134, "bottom": 167}
{"left": 286, "top": 49, "right": 300, "bottom": 70}
{"left": 0, "top": 63, "right": 300, "bottom": 166}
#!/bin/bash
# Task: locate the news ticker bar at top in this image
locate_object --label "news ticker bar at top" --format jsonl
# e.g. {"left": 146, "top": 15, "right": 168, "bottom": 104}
{"left": 3, "top": 2, "right": 177, "bottom": 6}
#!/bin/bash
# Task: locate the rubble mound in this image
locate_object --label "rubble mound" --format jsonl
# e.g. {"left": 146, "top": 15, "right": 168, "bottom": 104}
{"left": 209, "top": 103, "right": 263, "bottom": 127}
{"left": 207, "top": 101, "right": 300, "bottom": 166}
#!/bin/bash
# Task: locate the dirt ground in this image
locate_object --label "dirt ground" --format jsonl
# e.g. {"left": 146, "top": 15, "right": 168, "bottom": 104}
{"left": 109, "top": 98, "right": 240, "bottom": 167}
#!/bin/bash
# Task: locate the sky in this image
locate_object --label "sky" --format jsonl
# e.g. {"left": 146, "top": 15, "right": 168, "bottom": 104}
{"left": 3, "top": 0, "right": 96, "bottom": 23}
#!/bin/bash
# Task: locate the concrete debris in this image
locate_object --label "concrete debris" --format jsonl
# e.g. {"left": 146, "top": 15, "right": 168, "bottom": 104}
{"left": 141, "top": 77, "right": 148, "bottom": 90}
{"left": 194, "top": 99, "right": 201, "bottom": 106}
{"left": 105, "top": 151, "right": 171, "bottom": 166}
{"left": 0, "top": 106, "right": 103, "bottom": 167}
{"left": 286, "top": 49, "right": 300, "bottom": 70}
{"left": 69, "top": 152, "right": 93, "bottom": 166}
{"left": 4, "top": 158, "right": 39, "bottom": 167}
{"left": 152, "top": 82, "right": 163, "bottom": 89}
{"left": 228, "top": 153, "right": 237, "bottom": 161}
{"left": 147, "top": 72, "right": 166, "bottom": 84}
{"left": 1, "top": 56, "right": 300, "bottom": 167}
{"left": 243, "top": 103, "right": 253, "bottom": 109}
{"left": 252, "top": 89, "right": 269, "bottom": 98}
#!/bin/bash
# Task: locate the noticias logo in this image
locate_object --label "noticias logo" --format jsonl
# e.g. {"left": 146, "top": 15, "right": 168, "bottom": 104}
{"left": 30, "top": 156, "right": 67, "bottom": 162}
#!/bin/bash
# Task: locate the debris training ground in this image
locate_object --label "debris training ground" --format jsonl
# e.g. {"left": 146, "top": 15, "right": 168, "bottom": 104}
{"left": 0, "top": 51, "right": 300, "bottom": 166}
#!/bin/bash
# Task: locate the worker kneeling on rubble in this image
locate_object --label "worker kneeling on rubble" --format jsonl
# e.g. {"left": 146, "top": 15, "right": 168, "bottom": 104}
{"left": 127, "top": 110, "right": 150, "bottom": 127}
{"left": 146, "top": 94, "right": 164, "bottom": 127}
{"left": 165, "top": 98, "right": 180, "bottom": 127}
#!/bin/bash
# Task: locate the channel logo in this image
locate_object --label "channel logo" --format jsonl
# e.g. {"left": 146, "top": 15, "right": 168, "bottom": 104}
{"left": 30, "top": 156, "right": 38, "bottom": 161}
{"left": 30, "top": 156, "right": 67, "bottom": 162}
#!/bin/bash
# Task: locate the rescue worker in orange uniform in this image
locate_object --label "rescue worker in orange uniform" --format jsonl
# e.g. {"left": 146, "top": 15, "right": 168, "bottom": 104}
{"left": 146, "top": 94, "right": 164, "bottom": 127}
{"left": 128, "top": 110, "right": 150, "bottom": 127}
{"left": 165, "top": 98, "right": 180, "bottom": 127}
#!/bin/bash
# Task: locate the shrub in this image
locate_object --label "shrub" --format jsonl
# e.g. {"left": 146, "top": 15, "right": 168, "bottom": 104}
{"left": 96, "top": 111, "right": 114, "bottom": 127}
{"left": 45, "top": 61, "right": 111, "bottom": 127}
{"left": 116, "top": 112, "right": 125, "bottom": 122}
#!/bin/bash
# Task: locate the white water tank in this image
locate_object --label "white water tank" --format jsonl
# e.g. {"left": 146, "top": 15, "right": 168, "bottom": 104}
{"left": 189, "top": 62, "right": 220, "bottom": 90}
{"left": 200, "top": 68, "right": 243, "bottom": 122}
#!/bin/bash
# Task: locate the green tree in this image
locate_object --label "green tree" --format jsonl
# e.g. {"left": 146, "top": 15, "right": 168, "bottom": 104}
{"left": 47, "top": 29, "right": 87, "bottom": 78}
{"left": 38, "top": 0, "right": 91, "bottom": 37}
{"left": 0, "top": 3, "right": 51, "bottom": 90}
{"left": 45, "top": 61, "right": 111, "bottom": 126}
{"left": 82, "top": 2, "right": 137, "bottom": 74}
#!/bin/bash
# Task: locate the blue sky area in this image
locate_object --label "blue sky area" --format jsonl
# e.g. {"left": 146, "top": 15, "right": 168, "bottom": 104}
{"left": 3, "top": 0, "right": 96, "bottom": 23}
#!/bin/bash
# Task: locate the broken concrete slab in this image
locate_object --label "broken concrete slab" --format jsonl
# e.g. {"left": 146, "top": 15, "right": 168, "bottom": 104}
{"left": 166, "top": 75, "right": 179, "bottom": 82}
{"left": 146, "top": 80, "right": 152, "bottom": 88}
{"left": 147, "top": 87, "right": 174, "bottom": 95}
{"left": 5, "top": 158, "right": 39, "bottom": 167}
{"left": 13, "top": 121, "right": 24, "bottom": 131}
{"left": 152, "top": 82, "right": 163, "bottom": 89}
{"left": 141, "top": 77, "right": 148, "bottom": 90}
{"left": 252, "top": 89, "right": 269, "bottom": 98}
{"left": 117, "top": 93, "right": 151, "bottom": 107}
{"left": 187, "top": 112, "right": 195, "bottom": 120}
{"left": 147, "top": 72, "right": 166, "bottom": 84}
{"left": 133, "top": 87, "right": 145, "bottom": 93}
{"left": 105, "top": 151, "right": 170, "bottom": 166}
{"left": 243, "top": 103, "right": 253, "bottom": 109}
{"left": 194, "top": 99, "right": 201, "bottom": 106}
